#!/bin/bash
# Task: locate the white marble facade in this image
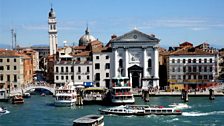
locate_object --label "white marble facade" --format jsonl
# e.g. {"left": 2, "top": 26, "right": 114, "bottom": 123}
{"left": 110, "top": 30, "right": 160, "bottom": 89}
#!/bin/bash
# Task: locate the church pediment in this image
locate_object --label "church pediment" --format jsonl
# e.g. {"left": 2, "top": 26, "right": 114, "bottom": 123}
{"left": 111, "top": 29, "right": 159, "bottom": 42}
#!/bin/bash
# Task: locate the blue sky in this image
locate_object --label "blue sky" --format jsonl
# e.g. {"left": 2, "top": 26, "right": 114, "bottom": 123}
{"left": 0, "top": 0, "right": 224, "bottom": 49}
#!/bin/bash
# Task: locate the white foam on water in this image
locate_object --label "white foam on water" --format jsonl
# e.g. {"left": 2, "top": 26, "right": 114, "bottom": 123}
{"left": 169, "top": 103, "right": 191, "bottom": 109}
{"left": 182, "top": 111, "right": 224, "bottom": 117}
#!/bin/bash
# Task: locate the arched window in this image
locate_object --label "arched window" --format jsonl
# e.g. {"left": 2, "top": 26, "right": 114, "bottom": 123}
{"left": 183, "top": 59, "right": 186, "bottom": 63}
{"left": 193, "top": 59, "right": 196, "bottom": 63}
{"left": 172, "top": 59, "right": 175, "bottom": 63}
{"left": 188, "top": 59, "right": 191, "bottom": 63}
{"left": 199, "top": 59, "right": 202, "bottom": 63}
{"left": 119, "top": 59, "right": 123, "bottom": 68}
{"left": 209, "top": 58, "right": 212, "bottom": 63}
{"left": 148, "top": 59, "right": 152, "bottom": 68}
{"left": 204, "top": 59, "right": 207, "bottom": 63}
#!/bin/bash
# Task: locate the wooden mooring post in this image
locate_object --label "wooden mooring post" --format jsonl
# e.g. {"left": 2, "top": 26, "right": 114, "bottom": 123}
{"left": 181, "top": 89, "right": 188, "bottom": 102}
{"left": 209, "top": 89, "right": 215, "bottom": 100}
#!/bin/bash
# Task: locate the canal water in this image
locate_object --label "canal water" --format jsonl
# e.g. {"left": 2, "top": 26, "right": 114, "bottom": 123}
{"left": 0, "top": 95, "right": 224, "bottom": 126}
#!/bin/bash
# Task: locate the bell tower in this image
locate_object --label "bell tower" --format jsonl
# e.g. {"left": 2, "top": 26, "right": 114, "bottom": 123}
{"left": 48, "top": 7, "right": 58, "bottom": 55}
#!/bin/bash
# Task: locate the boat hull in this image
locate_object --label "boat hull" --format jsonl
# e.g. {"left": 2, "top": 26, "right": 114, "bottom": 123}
{"left": 54, "top": 100, "right": 76, "bottom": 107}
{"left": 99, "top": 109, "right": 182, "bottom": 116}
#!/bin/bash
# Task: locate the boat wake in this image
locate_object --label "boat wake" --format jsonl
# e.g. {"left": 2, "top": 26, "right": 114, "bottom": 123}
{"left": 0, "top": 110, "right": 10, "bottom": 116}
{"left": 169, "top": 103, "right": 191, "bottom": 109}
{"left": 182, "top": 111, "right": 224, "bottom": 116}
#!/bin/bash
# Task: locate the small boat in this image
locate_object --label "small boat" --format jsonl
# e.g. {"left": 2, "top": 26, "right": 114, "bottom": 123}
{"left": 99, "top": 105, "right": 182, "bottom": 116}
{"left": 11, "top": 94, "right": 24, "bottom": 104}
{"left": 23, "top": 93, "right": 31, "bottom": 98}
{"left": 73, "top": 114, "right": 104, "bottom": 126}
{"left": 0, "top": 106, "right": 7, "bottom": 114}
{"left": 41, "top": 93, "right": 46, "bottom": 96}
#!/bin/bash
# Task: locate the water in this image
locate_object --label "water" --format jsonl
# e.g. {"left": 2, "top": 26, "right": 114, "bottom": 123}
{"left": 0, "top": 95, "right": 224, "bottom": 126}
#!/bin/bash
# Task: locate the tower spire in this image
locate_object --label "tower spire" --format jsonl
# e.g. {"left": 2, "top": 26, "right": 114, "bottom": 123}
{"left": 85, "top": 22, "right": 89, "bottom": 35}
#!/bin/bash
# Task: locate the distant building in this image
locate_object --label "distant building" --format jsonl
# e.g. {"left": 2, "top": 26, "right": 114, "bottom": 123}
{"left": 167, "top": 42, "right": 219, "bottom": 90}
{"left": 0, "top": 50, "right": 33, "bottom": 89}
{"left": 48, "top": 7, "right": 58, "bottom": 55}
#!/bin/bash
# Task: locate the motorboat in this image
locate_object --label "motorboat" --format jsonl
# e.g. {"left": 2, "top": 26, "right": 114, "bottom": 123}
{"left": 0, "top": 106, "right": 7, "bottom": 114}
{"left": 73, "top": 114, "right": 104, "bottom": 126}
{"left": 54, "top": 82, "right": 77, "bottom": 107}
{"left": 23, "top": 93, "right": 31, "bottom": 98}
{"left": 110, "top": 77, "right": 135, "bottom": 104}
{"left": 83, "top": 87, "right": 107, "bottom": 104}
{"left": 99, "top": 105, "right": 182, "bottom": 116}
{"left": 11, "top": 94, "right": 24, "bottom": 104}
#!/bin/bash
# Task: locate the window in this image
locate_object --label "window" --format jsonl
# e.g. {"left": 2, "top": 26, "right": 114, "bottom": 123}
{"left": 7, "top": 65, "right": 10, "bottom": 70}
{"left": 172, "top": 67, "right": 175, "bottom": 72}
{"left": 148, "top": 59, "right": 152, "bottom": 68}
{"left": 171, "top": 75, "right": 176, "bottom": 79}
{"left": 78, "top": 67, "right": 81, "bottom": 72}
{"left": 95, "top": 73, "right": 100, "bottom": 81}
{"left": 56, "top": 76, "right": 59, "bottom": 80}
{"left": 71, "top": 76, "right": 74, "bottom": 80}
{"left": 0, "top": 59, "right": 2, "bottom": 62}
{"left": 71, "top": 67, "right": 73, "bottom": 72}
{"left": 87, "top": 66, "right": 89, "bottom": 72}
{"left": 188, "top": 67, "right": 192, "bottom": 72}
{"left": 105, "top": 63, "right": 110, "bottom": 69}
{"left": 210, "top": 67, "right": 213, "bottom": 72}
{"left": 14, "top": 66, "right": 16, "bottom": 70}
{"left": 198, "top": 75, "right": 202, "bottom": 79}
{"left": 66, "top": 67, "right": 68, "bottom": 72}
{"left": 78, "top": 76, "right": 81, "bottom": 80}
{"left": 177, "top": 67, "right": 180, "bottom": 72}
{"left": 209, "top": 75, "right": 213, "bottom": 79}
{"left": 183, "top": 67, "right": 186, "bottom": 72}
{"left": 177, "top": 59, "right": 180, "bottom": 63}
{"left": 7, "top": 75, "right": 10, "bottom": 82}
{"left": 106, "top": 55, "right": 109, "bottom": 59}
{"left": 14, "top": 58, "right": 16, "bottom": 62}
{"left": 56, "top": 67, "right": 58, "bottom": 72}
{"left": 119, "top": 59, "right": 123, "bottom": 68}
{"left": 87, "top": 75, "right": 89, "bottom": 80}
{"left": 66, "top": 76, "right": 68, "bottom": 80}
{"left": 204, "top": 59, "right": 207, "bottom": 63}
{"left": 209, "top": 58, "right": 213, "bottom": 63}
{"left": 95, "top": 63, "right": 100, "bottom": 69}
{"left": 183, "top": 59, "right": 186, "bottom": 63}
{"left": 188, "top": 75, "right": 191, "bottom": 79}
{"left": 172, "top": 59, "right": 175, "bottom": 63}
{"left": 199, "top": 59, "right": 202, "bottom": 63}
{"left": 61, "top": 67, "right": 64, "bottom": 72}
{"left": 204, "top": 75, "right": 207, "bottom": 79}
{"left": 61, "top": 76, "right": 64, "bottom": 80}
{"left": 96, "top": 56, "right": 99, "bottom": 60}
{"left": 14, "top": 75, "right": 17, "bottom": 82}
{"left": 178, "top": 75, "right": 181, "bottom": 79}
{"left": 193, "top": 59, "right": 196, "bottom": 63}
{"left": 77, "top": 58, "right": 80, "bottom": 61}
{"left": 204, "top": 66, "right": 207, "bottom": 72}
{"left": 0, "top": 74, "right": 3, "bottom": 81}
{"left": 183, "top": 75, "right": 186, "bottom": 80}
{"left": 106, "top": 73, "right": 109, "bottom": 77}
{"left": 7, "top": 59, "right": 9, "bottom": 62}
{"left": 188, "top": 59, "right": 191, "bottom": 63}
{"left": 199, "top": 66, "right": 202, "bottom": 72}
{"left": 0, "top": 66, "right": 4, "bottom": 70}
{"left": 193, "top": 66, "right": 196, "bottom": 72}
{"left": 194, "top": 75, "right": 197, "bottom": 79}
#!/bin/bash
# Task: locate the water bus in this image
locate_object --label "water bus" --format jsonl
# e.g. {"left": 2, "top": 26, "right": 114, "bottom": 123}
{"left": 83, "top": 87, "right": 107, "bottom": 104}
{"left": 54, "top": 82, "right": 77, "bottom": 107}
{"left": 110, "top": 77, "right": 135, "bottom": 104}
{"left": 99, "top": 105, "right": 182, "bottom": 116}
{"left": 11, "top": 94, "right": 24, "bottom": 104}
{"left": 73, "top": 114, "right": 104, "bottom": 126}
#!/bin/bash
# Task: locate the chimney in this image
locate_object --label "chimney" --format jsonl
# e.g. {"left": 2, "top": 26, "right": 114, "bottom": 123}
{"left": 111, "top": 34, "right": 117, "bottom": 39}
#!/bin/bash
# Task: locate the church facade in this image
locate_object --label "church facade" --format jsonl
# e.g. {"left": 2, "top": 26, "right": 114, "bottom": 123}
{"left": 110, "top": 30, "right": 160, "bottom": 89}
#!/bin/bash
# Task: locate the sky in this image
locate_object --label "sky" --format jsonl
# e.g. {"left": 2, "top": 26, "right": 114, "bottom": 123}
{"left": 0, "top": 0, "right": 224, "bottom": 49}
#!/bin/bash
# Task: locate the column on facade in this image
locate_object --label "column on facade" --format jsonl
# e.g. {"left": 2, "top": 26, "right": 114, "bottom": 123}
{"left": 153, "top": 47, "right": 159, "bottom": 78}
{"left": 143, "top": 47, "right": 147, "bottom": 77}
{"left": 124, "top": 47, "right": 129, "bottom": 77}
{"left": 114, "top": 48, "right": 118, "bottom": 77}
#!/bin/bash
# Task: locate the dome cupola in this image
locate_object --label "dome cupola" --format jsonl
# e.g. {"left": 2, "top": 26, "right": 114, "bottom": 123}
{"left": 79, "top": 27, "right": 96, "bottom": 46}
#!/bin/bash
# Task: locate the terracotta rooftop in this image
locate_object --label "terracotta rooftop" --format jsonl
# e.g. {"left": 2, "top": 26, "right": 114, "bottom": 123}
{"left": 0, "top": 50, "right": 22, "bottom": 57}
{"left": 72, "top": 51, "right": 90, "bottom": 57}
{"left": 73, "top": 45, "right": 86, "bottom": 50}
{"left": 170, "top": 47, "right": 215, "bottom": 56}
